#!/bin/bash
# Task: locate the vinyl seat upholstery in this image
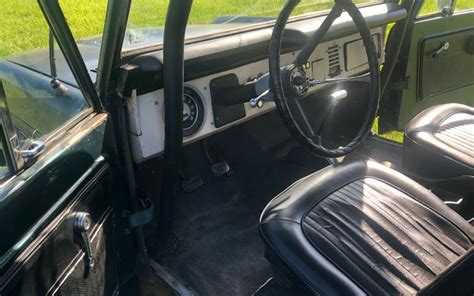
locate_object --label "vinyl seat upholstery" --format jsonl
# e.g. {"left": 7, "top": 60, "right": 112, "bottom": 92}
{"left": 403, "top": 103, "right": 474, "bottom": 180}
{"left": 259, "top": 160, "right": 474, "bottom": 295}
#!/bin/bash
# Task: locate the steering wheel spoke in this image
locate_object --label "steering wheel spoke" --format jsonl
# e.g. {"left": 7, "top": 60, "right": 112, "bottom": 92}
{"left": 308, "top": 72, "right": 371, "bottom": 86}
{"left": 286, "top": 96, "right": 318, "bottom": 139}
{"left": 295, "top": 3, "right": 344, "bottom": 66}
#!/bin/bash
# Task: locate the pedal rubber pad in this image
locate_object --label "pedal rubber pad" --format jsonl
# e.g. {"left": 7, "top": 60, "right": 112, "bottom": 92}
{"left": 211, "top": 161, "right": 231, "bottom": 177}
{"left": 181, "top": 175, "right": 204, "bottom": 193}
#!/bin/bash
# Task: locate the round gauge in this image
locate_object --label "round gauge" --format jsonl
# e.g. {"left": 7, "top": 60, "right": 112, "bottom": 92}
{"left": 183, "top": 87, "right": 204, "bottom": 137}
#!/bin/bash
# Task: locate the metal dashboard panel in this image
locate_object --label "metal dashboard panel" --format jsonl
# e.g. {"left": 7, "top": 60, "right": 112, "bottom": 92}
{"left": 127, "top": 28, "right": 384, "bottom": 163}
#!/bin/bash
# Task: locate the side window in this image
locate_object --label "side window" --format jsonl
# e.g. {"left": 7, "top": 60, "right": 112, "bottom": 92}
{"left": 0, "top": 1, "right": 107, "bottom": 157}
{"left": 0, "top": 132, "right": 10, "bottom": 182}
{"left": 418, "top": 0, "right": 447, "bottom": 16}
{"left": 0, "top": 6, "right": 90, "bottom": 150}
{"left": 419, "top": 0, "right": 473, "bottom": 17}
{"left": 454, "top": 0, "right": 474, "bottom": 12}
{"left": 0, "top": 81, "right": 13, "bottom": 182}
{"left": 0, "top": 61, "right": 89, "bottom": 149}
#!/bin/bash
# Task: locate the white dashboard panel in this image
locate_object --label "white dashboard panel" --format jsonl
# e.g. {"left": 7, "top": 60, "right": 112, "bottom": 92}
{"left": 127, "top": 28, "right": 384, "bottom": 163}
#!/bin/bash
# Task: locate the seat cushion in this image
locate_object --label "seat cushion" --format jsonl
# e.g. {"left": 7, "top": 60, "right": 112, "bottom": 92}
{"left": 259, "top": 161, "right": 474, "bottom": 295}
{"left": 403, "top": 103, "right": 474, "bottom": 179}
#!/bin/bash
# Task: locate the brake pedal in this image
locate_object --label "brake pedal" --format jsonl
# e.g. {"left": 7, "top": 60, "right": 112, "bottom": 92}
{"left": 181, "top": 175, "right": 204, "bottom": 193}
{"left": 203, "top": 140, "right": 233, "bottom": 177}
{"left": 211, "top": 161, "right": 232, "bottom": 177}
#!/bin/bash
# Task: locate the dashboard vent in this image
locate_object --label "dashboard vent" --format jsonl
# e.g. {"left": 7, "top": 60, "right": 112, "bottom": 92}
{"left": 327, "top": 45, "right": 341, "bottom": 77}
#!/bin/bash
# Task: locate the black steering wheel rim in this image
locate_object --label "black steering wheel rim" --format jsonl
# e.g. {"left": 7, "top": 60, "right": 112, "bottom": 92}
{"left": 269, "top": 0, "right": 380, "bottom": 158}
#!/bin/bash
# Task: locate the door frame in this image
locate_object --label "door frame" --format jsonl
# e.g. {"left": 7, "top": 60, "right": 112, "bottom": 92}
{"left": 378, "top": 0, "right": 474, "bottom": 133}
{"left": 0, "top": 0, "right": 135, "bottom": 292}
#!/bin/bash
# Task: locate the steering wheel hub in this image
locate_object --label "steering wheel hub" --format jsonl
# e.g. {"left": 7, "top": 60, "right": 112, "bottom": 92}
{"left": 289, "top": 66, "right": 309, "bottom": 96}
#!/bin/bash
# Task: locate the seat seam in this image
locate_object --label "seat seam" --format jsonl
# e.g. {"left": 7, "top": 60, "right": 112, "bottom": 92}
{"left": 300, "top": 178, "right": 471, "bottom": 293}
{"left": 367, "top": 177, "right": 474, "bottom": 242}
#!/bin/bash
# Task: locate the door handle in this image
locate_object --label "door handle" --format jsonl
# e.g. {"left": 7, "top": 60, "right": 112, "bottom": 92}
{"left": 432, "top": 42, "right": 450, "bottom": 59}
{"left": 20, "top": 141, "right": 44, "bottom": 159}
{"left": 73, "top": 212, "right": 95, "bottom": 276}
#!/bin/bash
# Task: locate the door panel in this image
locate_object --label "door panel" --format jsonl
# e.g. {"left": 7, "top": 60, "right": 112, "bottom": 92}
{"left": 396, "top": 10, "right": 474, "bottom": 129}
{"left": 419, "top": 29, "right": 474, "bottom": 99}
{"left": 0, "top": 114, "right": 107, "bottom": 271}
{"left": 0, "top": 115, "right": 121, "bottom": 295}
{"left": 1, "top": 161, "right": 118, "bottom": 295}
{"left": 0, "top": 1, "right": 134, "bottom": 294}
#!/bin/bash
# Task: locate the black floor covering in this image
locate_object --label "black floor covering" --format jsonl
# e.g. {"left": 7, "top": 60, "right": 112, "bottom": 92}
{"left": 151, "top": 113, "right": 329, "bottom": 296}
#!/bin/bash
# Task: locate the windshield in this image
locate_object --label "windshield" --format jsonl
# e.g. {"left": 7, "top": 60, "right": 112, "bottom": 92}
{"left": 124, "top": 0, "right": 380, "bottom": 52}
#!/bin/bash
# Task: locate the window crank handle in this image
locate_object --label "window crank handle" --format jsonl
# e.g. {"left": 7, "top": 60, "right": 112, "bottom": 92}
{"left": 432, "top": 41, "right": 449, "bottom": 59}
{"left": 73, "top": 212, "right": 95, "bottom": 276}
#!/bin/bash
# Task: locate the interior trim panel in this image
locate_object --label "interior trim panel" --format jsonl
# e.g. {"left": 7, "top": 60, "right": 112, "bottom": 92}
{"left": 118, "top": 3, "right": 406, "bottom": 96}
{"left": 119, "top": 3, "right": 410, "bottom": 162}
{"left": 127, "top": 28, "right": 384, "bottom": 162}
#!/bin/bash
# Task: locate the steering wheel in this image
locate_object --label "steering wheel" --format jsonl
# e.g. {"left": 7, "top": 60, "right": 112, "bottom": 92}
{"left": 269, "top": 0, "right": 380, "bottom": 158}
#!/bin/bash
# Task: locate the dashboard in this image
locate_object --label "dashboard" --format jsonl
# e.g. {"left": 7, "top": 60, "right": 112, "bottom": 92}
{"left": 120, "top": 3, "right": 406, "bottom": 163}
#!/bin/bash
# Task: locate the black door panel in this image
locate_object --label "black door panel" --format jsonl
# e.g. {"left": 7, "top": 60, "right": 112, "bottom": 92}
{"left": 0, "top": 114, "right": 108, "bottom": 273}
{"left": 419, "top": 29, "right": 474, "bottom": 99}
{"left": 0, "top": 114, "right": 123, "bottom": 295}
{"left": 0, "top": 1, "right": 134, "bottom": 294}
{"left": 1, "top": 162, "right": 119, "bottom": 295}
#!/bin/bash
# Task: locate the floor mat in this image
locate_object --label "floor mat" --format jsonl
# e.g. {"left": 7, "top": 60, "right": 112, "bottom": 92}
{"left": 152, "top": 144, "right": 328, "bottom": 296}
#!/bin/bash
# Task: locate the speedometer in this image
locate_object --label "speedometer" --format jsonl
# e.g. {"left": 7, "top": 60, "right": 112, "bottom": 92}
{"left": 183, "top": 87, "right": 204, "bottom": 137}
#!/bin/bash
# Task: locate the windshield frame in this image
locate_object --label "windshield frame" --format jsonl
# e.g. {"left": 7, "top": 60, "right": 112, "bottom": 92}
{"left": 121, "top": 1, "right": 381, "bottom": 60}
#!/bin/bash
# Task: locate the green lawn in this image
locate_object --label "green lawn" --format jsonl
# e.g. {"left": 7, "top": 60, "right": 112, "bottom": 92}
{"left": 4, "top": 0, "right": 470, "bottom": 57}
{"left": 1, "top": 0, "right": 325, "bottom": 57}
{"left": 0, "top": 0, "right": 471, "bottom": 143}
